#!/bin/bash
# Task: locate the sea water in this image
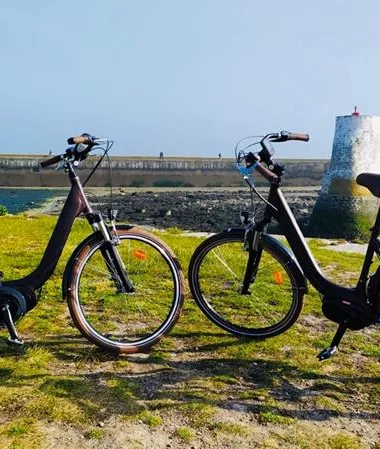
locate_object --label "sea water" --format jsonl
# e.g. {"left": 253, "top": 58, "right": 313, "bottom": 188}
{"left": 0, "top": 189, "right": 66, "bottom": 214}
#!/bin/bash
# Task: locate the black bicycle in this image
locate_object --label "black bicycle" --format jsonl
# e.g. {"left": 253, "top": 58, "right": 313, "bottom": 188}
{"left": 0, "top": 134, "right": 184, "bottom": 354}
{"left": 188, "top": 130, "right": 380, "bottom": 359}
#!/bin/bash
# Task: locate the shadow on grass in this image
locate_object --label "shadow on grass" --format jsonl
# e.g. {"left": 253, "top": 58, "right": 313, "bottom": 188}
{"left": 0, "top": 332, "right": 379, "bottom": 426}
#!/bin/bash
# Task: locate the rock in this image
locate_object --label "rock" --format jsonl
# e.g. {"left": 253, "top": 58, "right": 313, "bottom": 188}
{"left": 113, "top": 188, "right": 319, "bottom": 232}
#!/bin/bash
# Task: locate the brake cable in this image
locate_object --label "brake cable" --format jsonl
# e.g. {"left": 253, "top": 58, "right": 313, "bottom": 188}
{"left": 82, "top": 140, "right": 114, "bottom": 187}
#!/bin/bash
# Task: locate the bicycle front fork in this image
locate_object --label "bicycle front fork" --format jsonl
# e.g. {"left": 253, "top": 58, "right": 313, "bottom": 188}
{"left": 91, "top": 212, "right": 135, "bottom": 294}
{"left": 241, "top": 229, "right": 262, "bottom": 295}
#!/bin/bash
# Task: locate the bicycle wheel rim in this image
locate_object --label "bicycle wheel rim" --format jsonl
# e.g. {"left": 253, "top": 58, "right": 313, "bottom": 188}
{"left": 192, "top": 235, "right": 300, "bottom": 337}
{"left": 71, "top": 233, "right": 182, "bottom": 350}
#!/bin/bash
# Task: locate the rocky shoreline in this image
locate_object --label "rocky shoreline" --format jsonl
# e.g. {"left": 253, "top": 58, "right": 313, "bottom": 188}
{"left": 101, "top": 187, "right": 319, "bottom": 232}
{"left": 30, "top": 187, "right": 319, "bottom": 233}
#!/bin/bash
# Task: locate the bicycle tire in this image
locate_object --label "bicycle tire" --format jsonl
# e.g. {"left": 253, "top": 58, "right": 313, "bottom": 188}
{"left": 65, "top": 226, "right": 184, "bottom": 354}
{"left": 188, "top": 231, "right": 304, "bottom": 338}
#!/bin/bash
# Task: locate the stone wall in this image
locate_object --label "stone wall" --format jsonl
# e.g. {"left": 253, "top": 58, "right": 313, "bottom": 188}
{"left": 0, "top": 155, "right": 329, "bottom": 187}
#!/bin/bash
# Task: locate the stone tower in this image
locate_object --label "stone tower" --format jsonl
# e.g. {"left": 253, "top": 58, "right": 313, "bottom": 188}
{"left": 309, "top": 113, "right": 380, "bottom": 240}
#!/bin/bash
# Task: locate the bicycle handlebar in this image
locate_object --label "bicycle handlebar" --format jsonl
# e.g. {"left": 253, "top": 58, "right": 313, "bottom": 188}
{"left": 67, "top": 134, "right": 93, "bottom": 145}
{"left": 255, "top": 160, "right": 279, "bottom": 182}
{"left": 286, "top": 132, "right": 309, "bottom": 142}
{"left": 268, "top": 130, "right": 309, "bottom": 143}
{"left": 41, "top": 133, "right": 109, "bottom": 169}
{"left": 236, "top": 129, "right": 309, "bottom": 183}
{"left": 40, "top": 154, "right": 63, "bottom": 168}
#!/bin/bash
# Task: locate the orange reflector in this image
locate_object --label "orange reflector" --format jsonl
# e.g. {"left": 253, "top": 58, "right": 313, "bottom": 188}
{"left": 132, "top": 249, "right": 148, "bottom": 260}
{"left": 273, "top": 271, "right": 284, "bottom": 285}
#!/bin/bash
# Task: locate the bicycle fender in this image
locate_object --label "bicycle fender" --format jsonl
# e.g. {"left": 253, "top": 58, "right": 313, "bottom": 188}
{"left": 221, "top": 228, "right": 308, "bottom": 293}
{"left": 222, "top": 227, "right": 246, "bottom": 235}
{"left": 262, "top": 233, "right": 308, "bottom": 293}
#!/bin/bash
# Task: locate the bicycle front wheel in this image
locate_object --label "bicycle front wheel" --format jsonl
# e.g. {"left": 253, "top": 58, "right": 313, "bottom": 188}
{"left": 188, "top": 232, "right": 304, "bottom": 338}
{"left": 66, "top": 227, "right": 184, "bottom": 354}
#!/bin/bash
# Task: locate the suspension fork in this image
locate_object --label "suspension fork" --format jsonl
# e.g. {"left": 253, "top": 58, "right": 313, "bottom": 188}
{"left": 241, "top": 229, "right": 263, "bottom": 294}
{"left": 89, "top": 213, "right": 135, "bottom": 293}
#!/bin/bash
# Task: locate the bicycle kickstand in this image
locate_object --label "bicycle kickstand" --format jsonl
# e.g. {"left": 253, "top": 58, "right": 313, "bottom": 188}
{"left": 317, "top": 323, "right": 347, "bottom": 361}
{"left": 0, "top": 304, "right": 24, "bottom": 346}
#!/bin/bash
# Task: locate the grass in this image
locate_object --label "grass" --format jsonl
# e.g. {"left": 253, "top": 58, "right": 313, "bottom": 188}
{"left": 258, "top": 411, "right": 295, "bottom": 425}
{"left": 211, "top": 421, "right": 253, "bottom": 436}
{"left": 174, "top": 426, "right": 196, "bottom": 442}
{"left": 0, "top": 215, "right": 378, "bottom": 448}
{"left": 136, "top": 410, "right": 163, "bottom": 427}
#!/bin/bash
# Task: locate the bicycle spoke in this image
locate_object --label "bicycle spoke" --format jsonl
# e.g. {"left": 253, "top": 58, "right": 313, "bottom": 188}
{"left": 71, "top": 232, "right": 182, "bottom": 348}
{"left": 191, "top": 235, "right": 302, "bottom": 336}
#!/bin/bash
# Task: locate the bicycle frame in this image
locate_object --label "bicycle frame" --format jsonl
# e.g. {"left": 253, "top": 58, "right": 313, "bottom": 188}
{"left": 2, "top": 161, "right": 135, "bottom": 295}
{"left": 262, "top": 181, "right": 380, "bottom": 301}
{"left": 3, "top": 164, "right": 92, "bottom": 292}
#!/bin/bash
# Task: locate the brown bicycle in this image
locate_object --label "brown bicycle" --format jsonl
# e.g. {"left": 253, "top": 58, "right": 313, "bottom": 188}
{"left": 0, "top": 133, "right": 184, "bottom": 354}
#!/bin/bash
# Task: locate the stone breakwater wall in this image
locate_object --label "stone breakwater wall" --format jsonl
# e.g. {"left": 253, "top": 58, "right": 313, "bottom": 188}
{"left": 0, "top": 155, "right": 329, "bottom": 187}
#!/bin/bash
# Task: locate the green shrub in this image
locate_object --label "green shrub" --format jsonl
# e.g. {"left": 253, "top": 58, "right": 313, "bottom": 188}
{"left": 153, "top": 179, "right": 193, "bottom": 188}
{"left": 129, "top": 179, "right": 145, "bottom": 188}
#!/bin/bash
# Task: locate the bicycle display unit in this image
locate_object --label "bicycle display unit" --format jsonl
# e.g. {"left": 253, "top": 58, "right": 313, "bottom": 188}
{"left": 188, "top": 130, "right": 380, "bottom": 360}
{"left": 0, "top": 134, "right": 184, "bottom": 354}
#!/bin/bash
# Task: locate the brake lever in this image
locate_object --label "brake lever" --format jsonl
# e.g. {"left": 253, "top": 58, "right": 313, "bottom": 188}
{"left": 269, "top": 130, "right": 290, "bottom": 143}
{"left": 55, "top": 158, "right": 68, "bottom": 171}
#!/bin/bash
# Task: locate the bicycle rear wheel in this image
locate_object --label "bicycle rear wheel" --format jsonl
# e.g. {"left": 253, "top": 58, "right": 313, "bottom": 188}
{"left": 188, "top": 232, "right": 304, "bottom": 338}
{"left": 66, "top": 227, "right": 184, "bottom": 354}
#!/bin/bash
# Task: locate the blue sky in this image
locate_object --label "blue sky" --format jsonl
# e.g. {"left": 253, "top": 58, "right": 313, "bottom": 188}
{"left": 1, "top": 1, "right": 380, "bottom": 158}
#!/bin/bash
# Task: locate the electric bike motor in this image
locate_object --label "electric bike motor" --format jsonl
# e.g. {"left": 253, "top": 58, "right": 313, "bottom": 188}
{"left": 0, "top": 286, "right": 27, "bottom": 327}
{"left": 321, "top": 295, "right": 375, "bottom": 330}
{"left": 321, "top": 264, "right": 380, "bottom": 330}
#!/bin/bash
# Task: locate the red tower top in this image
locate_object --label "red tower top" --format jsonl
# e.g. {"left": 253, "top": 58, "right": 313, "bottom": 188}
{"left": 352, "top": 106, "right": 360, "bottom": 116}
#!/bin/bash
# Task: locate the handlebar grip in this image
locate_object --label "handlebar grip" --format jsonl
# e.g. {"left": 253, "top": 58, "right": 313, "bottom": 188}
{"left": 40, "top": 154, "right": 63, "bottom": 168}
{"left": 288, "top": 132, "right": 309, "bottom": 142}
{"left": 67, "top": 134, "right": 92, "bottom": 145}
{"left": 255, "top": 161, "right": 278, "bottom": 183}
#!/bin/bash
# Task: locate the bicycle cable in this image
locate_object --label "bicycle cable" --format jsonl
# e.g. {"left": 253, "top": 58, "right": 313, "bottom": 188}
{"left": 234, "top": 135, "right": 263, "bottom": 154}
{"left": 81, "top": 140, "right": 115, "bottom": 219}
{"left": 82, "top": 140, "right": 114, "bottom": 187}
{"left": 104, "top": 150, "right": 115, "bottom": 217}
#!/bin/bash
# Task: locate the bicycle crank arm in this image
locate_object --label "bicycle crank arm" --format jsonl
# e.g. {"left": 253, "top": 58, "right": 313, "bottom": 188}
{"left": 1, "top": 304, "right": 24, "bottom": 346}
{"left": 317, "top": 346, "right": 337, "bottom": 361}
{"left": 317, "top": 323, "right": 347, "bottom": 361}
